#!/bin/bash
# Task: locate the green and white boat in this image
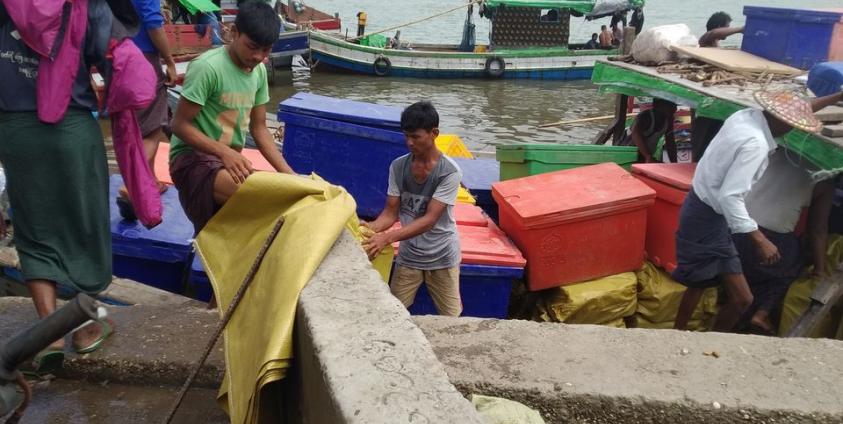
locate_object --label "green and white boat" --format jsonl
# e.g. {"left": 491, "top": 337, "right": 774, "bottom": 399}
{"left": 309, "top": 0, "right": 643, "bottom": 80}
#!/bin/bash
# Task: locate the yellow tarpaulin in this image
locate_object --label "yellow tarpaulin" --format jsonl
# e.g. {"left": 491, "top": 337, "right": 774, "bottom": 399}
{"left": 778, "top": 235, "right": 843, "bottom": 338}
{"left": 635, "top": 261, "right": 718, "bottom": 330}
{"left": 530, "top": 272, "right": 638, "bottom": 326}
{"left": 195, "top": 172, "right": 356, "bottom": 424}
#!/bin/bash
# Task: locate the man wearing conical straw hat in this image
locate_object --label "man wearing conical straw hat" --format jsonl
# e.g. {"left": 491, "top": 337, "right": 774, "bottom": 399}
{"left": 673, "top": 89, "right": 843, "bottom": 332}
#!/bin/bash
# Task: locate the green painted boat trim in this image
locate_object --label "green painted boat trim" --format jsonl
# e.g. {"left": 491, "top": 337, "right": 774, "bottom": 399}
{"left": 591, "top": 61, "right": 843, "bottom": 177}
{"left": 310, "top": 32, "right": 618, "bottom": 59}
{"left": 482, "top": 0, "right": 644, "bottom": 14}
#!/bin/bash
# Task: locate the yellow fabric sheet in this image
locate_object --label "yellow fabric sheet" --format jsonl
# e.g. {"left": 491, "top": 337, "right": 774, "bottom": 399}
{"left": 635, "top": 262, "right": 718, "bottom": 329}
{"left": 529, "top": 272, "right": 638, "bottom": 326}
{"left": 195, "top": 172, "right": 356, "bottom": 424}
{"left": 778, "top": 235, "right": 843, "bottom": 338}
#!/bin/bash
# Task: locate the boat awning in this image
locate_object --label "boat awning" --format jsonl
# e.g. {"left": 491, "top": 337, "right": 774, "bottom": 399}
{"left": 482, "top": 0, "right": 643, "bottom": 15}
{"left": 178, "top": 0, "right": 221, "bottom": 15}
{"left": 591, "top": 60, "right": 843, "bottom": 179}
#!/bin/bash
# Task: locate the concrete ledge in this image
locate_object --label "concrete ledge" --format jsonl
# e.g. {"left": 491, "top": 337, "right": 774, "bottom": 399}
{"left": 0, "top": 297, "right": 224, "bottom": 388}
{"left": 415, "top": 316, "right": 843, "bottom": 423}
{"left": 295, "top": 231, "right": 483, "bottom": 424}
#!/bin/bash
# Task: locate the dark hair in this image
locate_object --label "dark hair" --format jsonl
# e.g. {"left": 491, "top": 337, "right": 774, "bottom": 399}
{"left": 234, "top": 1, "right": 281, "bottom": 47}
{"left": 652, "top": 98, "right": 676, "bottom": 110}
{"left": 591, "top": 33, "right": 598, "bottom": 38}
{"left": 401, "top": 101, "right": 439, "bottom": 132}
{"left": 706, "top": 12, "right": 731, "bottom": 31}
{"left": 601, "top": 24, "right": 607, "bottom": 30}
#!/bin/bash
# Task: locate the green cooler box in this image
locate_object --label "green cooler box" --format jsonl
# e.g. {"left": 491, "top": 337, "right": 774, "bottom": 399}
{"left": 496, "top": 144, "right": 638, "bottom": 181}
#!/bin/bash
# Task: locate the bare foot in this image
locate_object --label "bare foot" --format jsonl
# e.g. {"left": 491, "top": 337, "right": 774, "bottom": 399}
{"left": 750, "top": 311, "right": 774, "bottom": 335}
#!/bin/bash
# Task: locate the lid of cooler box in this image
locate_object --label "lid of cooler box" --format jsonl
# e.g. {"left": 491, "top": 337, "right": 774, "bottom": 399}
{"left": 743, "top": 6, "right": 843, "bottom": 24}
{"left": 491, "top": 163, "right": 655, "bottom": 229}
{"left": 459, "top": 220, "right": 526, "bottom": 267}
{"left": 631, "top": 163, "right": 696, "bottom": 191}
{"left": 278, "top": 92, "right": 402, "bottom": 130}
{"left": 390, "top": 218, "right": 525, "bottom": 268}
{"left": 452, "top": 158, "right": 499, "bottom": 191}
{"left": 455, "top": 203, "right": 488, "bottom": 227}
{"left": 109, "top": 175, "right": 194, "bottom": 263}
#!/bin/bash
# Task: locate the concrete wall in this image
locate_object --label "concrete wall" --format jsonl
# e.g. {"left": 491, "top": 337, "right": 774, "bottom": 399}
{"left": 294, "top": 231, "right": 483, "bottom": 424}
{"left": 416, "top": 316, "right": 843, "bottom": 424}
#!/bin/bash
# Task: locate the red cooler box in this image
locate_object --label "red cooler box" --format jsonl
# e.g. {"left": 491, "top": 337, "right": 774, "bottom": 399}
{"left": 631, "top": 163, "right": 696, "bottom": 273}
{"left": 492, "top": 163, "right": 655, "bottom": 291}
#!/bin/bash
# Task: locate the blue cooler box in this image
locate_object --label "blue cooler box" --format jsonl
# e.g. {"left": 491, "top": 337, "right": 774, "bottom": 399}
{"left": 188, "top": 256, "right": 213, "bottom": 302}
{"left": 808, "top": 62, "right": 843, "bottom": 97}
{"left": 742, "top": 6, "right": 843, "bottom": 70}
{"left": 278, "top": 93, "right": 406, "bottom": 218}
{"left": 408, "top": 264, "right": 523, "bottom": 319}
{"left": 110, "top": 175, "right": 194, "bottom": 294}
{"left": 452, "top": 158, "right": 500, "bottom": 222}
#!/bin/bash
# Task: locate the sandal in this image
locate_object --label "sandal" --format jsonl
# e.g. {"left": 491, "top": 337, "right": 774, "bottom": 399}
{"left": 24, "top": 348, "right": 65, "bottom": 377}
{"left": 75, "top": 320, "right": 114, "bottom": 354}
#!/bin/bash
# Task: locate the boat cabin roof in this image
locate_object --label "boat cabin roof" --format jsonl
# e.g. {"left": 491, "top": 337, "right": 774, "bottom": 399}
{"left": 592, "top": 60, "right": 843, "bottom": 179}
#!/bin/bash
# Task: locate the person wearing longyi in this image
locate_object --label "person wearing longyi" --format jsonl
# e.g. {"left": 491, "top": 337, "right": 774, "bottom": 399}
{"left": 169, "top": 1, "right": 295, "bottom": 236}
{"left": 673, "top": 89, "right": 843, "bottom": 333}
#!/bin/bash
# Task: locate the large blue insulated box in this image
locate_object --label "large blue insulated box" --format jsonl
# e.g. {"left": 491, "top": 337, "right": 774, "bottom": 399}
{"left": 407, "top": 264, "right": 523, "bottom": 319}
{"left": 452, "top": 158, "right": 500, "bottom": 222}
{"left": 110, "top": 175, "right": 193, "bottom": 294}
{"left": 742, "top": 6, "right": 843, "bottom": 70}
{"left": 187, "top": 256, "right": 213, "bottom": 302}
{"left": 278, "top": 93, "right": 406, "bottom": 218}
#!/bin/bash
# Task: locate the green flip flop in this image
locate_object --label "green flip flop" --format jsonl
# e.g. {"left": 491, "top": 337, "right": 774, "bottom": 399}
{"left": 25, "top": 349, "right": 65, "bottom": 377}
{"left": 75, "top": 320, "right": 114, "bottom": 355}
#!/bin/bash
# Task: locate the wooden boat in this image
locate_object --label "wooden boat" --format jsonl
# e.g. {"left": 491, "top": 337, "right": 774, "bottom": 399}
{"left": 308, "top": 0, "right": 642, "bottom": 80}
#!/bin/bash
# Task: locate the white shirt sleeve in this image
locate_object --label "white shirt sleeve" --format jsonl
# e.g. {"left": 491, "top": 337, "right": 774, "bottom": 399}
{"left": 718, "top": 143, "right": 767, "bottom": 234}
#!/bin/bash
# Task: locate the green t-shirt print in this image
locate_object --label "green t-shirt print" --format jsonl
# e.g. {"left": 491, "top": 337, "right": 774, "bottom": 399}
{"left": 169, "top": 47, "right": 270, "bottom": 161}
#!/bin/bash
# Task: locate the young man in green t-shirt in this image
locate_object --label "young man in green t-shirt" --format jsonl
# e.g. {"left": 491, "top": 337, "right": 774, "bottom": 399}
{"left": 170, "top": 1, "right": 294, "bottom": 233}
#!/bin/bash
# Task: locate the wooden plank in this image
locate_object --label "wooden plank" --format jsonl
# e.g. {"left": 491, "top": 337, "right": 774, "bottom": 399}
{"left": 786, "top": 269, "right": 843, "bottom": 338}
{"left": 822, "top": 124, "right": 843, "bottom": 137}
{"left": 815, "top": 105, "right": 843, "bottom": 123}
{"left": 671, "top": 46, "right": 803, "bottom": 76}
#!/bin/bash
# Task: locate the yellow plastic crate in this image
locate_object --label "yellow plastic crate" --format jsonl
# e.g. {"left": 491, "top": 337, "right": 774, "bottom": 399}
{"left": 436, "top": 134, "right": 474, "bottom": 159}
{"left": 457, "top": 186, "right": 476, "bottom": 205}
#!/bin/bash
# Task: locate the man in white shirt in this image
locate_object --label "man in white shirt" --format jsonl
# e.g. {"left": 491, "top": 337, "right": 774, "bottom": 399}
{"left": 673, "top": 89, "right": 843, "bottom": 332}
{"left": 735, "top": 151, "right": 835, "bottom": 334}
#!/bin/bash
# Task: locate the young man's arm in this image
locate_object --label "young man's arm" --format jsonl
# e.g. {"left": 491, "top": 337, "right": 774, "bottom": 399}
{"left": 718, "top": 143, "right": 780, "bottom": 264}
{"left": 807, "top": 180, "right": 835, "bottom": 276}
{"left": 629, "top": 113, "right": 654, "bottom": 162}
{"left": 249, "top": 105, "right": 295, "bottom": 174}
{"left": 364, "top": 199, "right": 449, "bottom": 260}
{"left": 811, "top": 91, "right": 843, "bottom": 113}
{"left": 172, "top": 98, "right": 254, "bottom": 183}
{"left": 699, "top": 26, "right": 744, "bottom": 47}
{"left": 135, "top": 0, "right": 177, "bottom": 86}
{"left": 663, "top": 120, "right": 677, "bottom": 163}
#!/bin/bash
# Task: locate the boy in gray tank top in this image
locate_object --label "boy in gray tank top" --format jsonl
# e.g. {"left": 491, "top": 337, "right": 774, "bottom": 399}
{"left": 363, "top": 102, "right": 463, "bottom": 316}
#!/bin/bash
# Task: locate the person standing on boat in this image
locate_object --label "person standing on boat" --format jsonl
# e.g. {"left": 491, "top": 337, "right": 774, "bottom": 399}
{"left": 128, "top": 0, "right": 178, "bottom": 188}
{"left": 699, "top": 12, "right": 743, "bottom": 48}
{"left": 599, "top": 25, "right": 613, "bottom": 49}
{"left": 0, "top": 0, "right": 139, "bottom": 374}
{"left": 357, "top": 11, "right": 367, "bottom": 37}
{"left": 611, "top": 21, "right": 623, "bottom": 47}
{"left": 362, "top": 102, "right": 464, "bottom": 317}
{"left": 735, "top": 151, "right": 835, "bottom": 335}
{"left": 673, "top": 90, "right": 843, "bottom": 333}
{"left": 619, "top": 98, "right": 677, "bottom": 163}
{"left": 169, "top": 1, "right": 295, "bottom": 235}
{"left": 629, "top": 7, "right": 644, "bottom": 35}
